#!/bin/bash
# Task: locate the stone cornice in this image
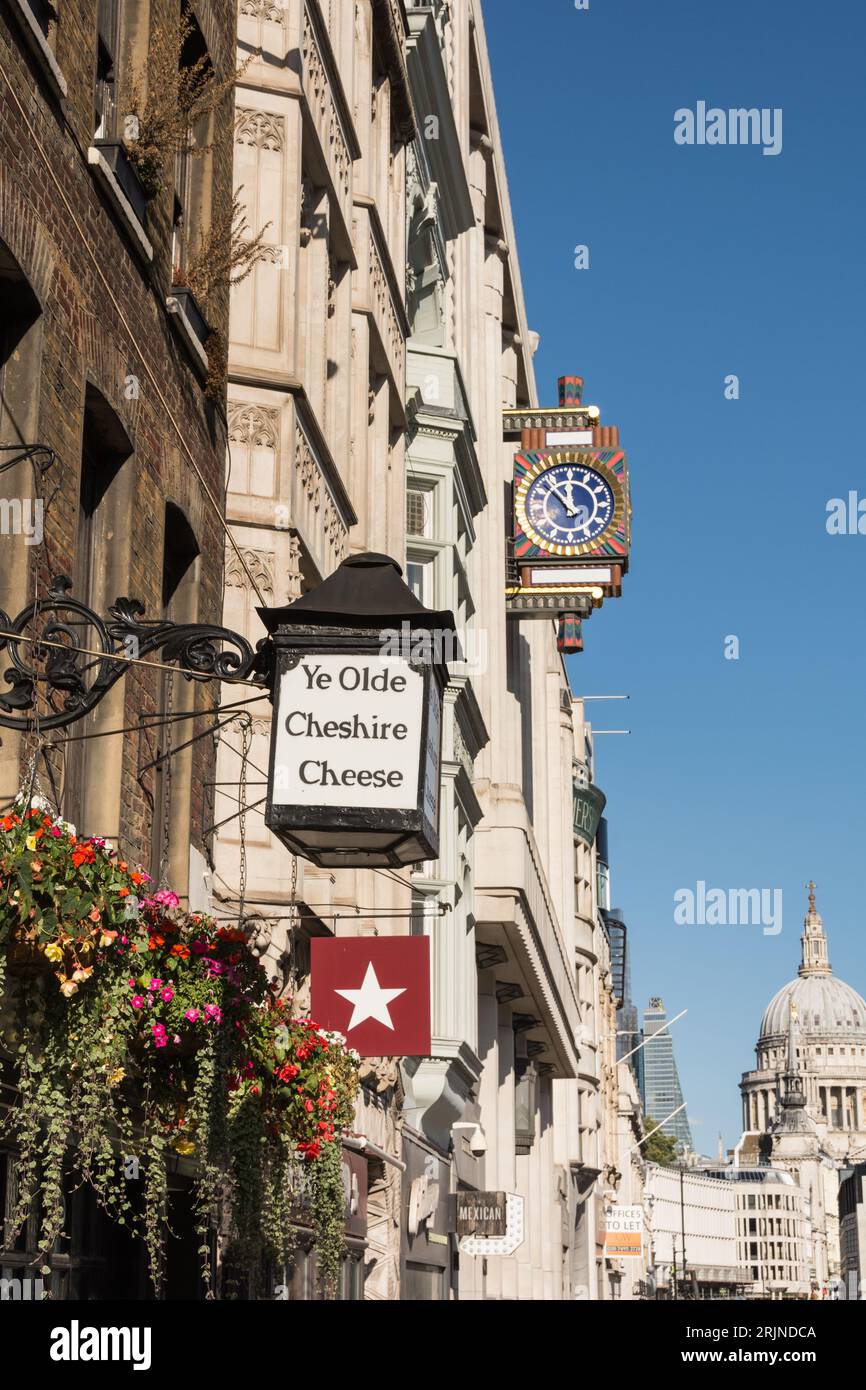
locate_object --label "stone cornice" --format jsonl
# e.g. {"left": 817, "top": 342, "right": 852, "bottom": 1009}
{"left": 292, "top": 389, "right": 358, "bottom": 528}
{"left": 300, "top": 1, "right": 361, "bottom": 260}
{"left": 405, "top": 8, "right": 474, "bottom": 239}
{"left": 371, "top": 0, "right": 416, "bottom": 145}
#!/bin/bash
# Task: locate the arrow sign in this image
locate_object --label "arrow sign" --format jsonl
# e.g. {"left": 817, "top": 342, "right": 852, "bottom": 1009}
{"left": 459, "top": 1193, "right": 525, "bottom": 1257}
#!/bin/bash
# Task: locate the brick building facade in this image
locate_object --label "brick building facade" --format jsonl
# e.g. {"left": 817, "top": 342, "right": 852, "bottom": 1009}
{"left": 0, "top": 0, "right": 237, "bottom": 899}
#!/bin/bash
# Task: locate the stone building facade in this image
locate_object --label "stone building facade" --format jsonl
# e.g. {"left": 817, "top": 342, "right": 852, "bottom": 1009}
{"left": 215, "top": 0, "right": 639, "bottom": 1301}
{"left": 215, "top": 0, "right": 416, "bottom": 1301}
{"left": 740, "top": 888, "right": 866, "bottom": 1285}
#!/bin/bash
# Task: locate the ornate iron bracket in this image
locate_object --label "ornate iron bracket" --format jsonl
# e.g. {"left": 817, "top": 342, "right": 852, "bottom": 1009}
{"left": 0, "top": 575, "right": 273, "bottom": 732}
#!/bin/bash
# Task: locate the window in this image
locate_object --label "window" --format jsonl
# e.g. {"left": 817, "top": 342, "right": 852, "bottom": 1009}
{"left": 94, "top": 0, "right": 120, "bottom": 137}
{"left": 0, "top": 244, "right": 43, "bottom": 795}
{"left": 64, "top": 385, "right": 132, "bottom": 833}
{"left": 149, "top": 504, "right": 200, "bottom": 887}
{"left": 172, "top": 8, "right": 213, "bottom": 285}
{"left": 406, "top": 558, "right": 434, "bottom": 605}
{"left": 406, "top": 486, "right": 431, "bottom": 538}
{"left": 26, "top": 0, "right": 57, "bottom": 43}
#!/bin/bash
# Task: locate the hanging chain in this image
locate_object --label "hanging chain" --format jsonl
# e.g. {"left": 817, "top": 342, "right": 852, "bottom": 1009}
{"left": 158, "top": 671, "right": 174, "bottom": 889}
{"left": 236, "top": 714, "right": 251, "bottom": 929}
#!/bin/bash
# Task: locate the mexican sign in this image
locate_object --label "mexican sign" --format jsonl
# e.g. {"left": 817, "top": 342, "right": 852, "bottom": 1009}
{"left": 459, "top": 1193, "right": 525, "bottom": 1257}
{"left": 455, "top": 1191, "right": 508, "bottom": 1239}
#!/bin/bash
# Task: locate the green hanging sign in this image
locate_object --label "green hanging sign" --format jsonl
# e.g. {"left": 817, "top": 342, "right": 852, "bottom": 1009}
{"left": 573, "top": 783, "right": 606, "bottom": 846}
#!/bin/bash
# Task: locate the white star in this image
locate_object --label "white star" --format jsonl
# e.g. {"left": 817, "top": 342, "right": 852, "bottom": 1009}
{"left": 335, "top": 961, "right": 406, "bottom": 1031}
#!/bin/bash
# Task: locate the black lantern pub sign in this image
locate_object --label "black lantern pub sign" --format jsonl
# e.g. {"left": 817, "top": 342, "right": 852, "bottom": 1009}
{"left": 259, "top": 553, "right": 456, "bottom": 870}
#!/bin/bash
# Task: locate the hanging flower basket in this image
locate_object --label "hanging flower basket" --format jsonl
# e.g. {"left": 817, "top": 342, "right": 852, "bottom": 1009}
{"left": 0, "top": 794, "right": 363, "bottom": 1296}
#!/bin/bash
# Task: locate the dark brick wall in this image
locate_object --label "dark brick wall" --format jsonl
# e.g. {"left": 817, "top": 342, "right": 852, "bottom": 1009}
{"left": 0, "top": 0, "right": 238, "bottom": 879}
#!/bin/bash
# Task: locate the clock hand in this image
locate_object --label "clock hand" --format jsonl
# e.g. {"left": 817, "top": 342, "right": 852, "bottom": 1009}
{"left": 548, "top": 483, "right": 578, "bottom": 517}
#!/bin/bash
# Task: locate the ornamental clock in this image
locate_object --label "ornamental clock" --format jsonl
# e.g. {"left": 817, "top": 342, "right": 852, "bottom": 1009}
{"left": 503, "top": 375, "right": 632, "bottom": 651}
{"left": 513, "top": 449, "right": 628, "bottom": 561}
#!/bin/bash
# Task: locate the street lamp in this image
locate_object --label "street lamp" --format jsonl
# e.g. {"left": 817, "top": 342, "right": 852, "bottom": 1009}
{"left": 260, "top": 553, "right": 456, "bottom": 869}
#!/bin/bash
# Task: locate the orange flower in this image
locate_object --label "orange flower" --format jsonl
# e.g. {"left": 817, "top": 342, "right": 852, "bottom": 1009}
{"left": 170, "top": 943, "right": 190, "bottom": 959}
{"left": 130, "top": 872, "right": 144, "bottom": 885}
{"left": 149, "top": 934, "right": 165, "bottom": 950}
{"left": 119, "top": 861, "right": 128, "bottom": 872}
{"left": 89, "top": 909, "right": 101, "bottom": 923}
{"left": 118, "top": 887, "right": 130, "bottom": 898}
{"left": 1, "top": 816, "right": 14, "bottom": 831}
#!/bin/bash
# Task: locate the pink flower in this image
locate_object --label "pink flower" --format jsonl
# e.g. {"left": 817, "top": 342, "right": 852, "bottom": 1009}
{"left": 204, "top": 1004, "right": 222, "bottom": 1023}
{"left": 148, "top": 979, "right": 163, "bottom": 991}
{"left": 160, "top": 986, "right": 174, "bottom": 1003}
{"left": 153, "top": 890, "right": 179, "bottom": 909}
{"left": 50, "top": 827, "right": 62, "bottom": 837}
{"left": 184, "top": 1008, "right": 200, "bottom": 1023}
{"left": 152, "top": 1030, "right": 168, "bottom": 1049}
{"left": 128, "top": 978, "right": 135, "bottom": 988}
{"left": 131, "top": 995, "right": 145, "bottom": 1010}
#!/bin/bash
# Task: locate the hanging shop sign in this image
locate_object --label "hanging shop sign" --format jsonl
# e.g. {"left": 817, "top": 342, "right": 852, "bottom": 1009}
{"left": 261, "top": 554, "right": 456, "bottom": 869}
{"left": 455, "top": 1191, "right": 508, "bottom": 1238}
{"left": 310, "top": 935, "right": 432, "bottom": 1057}
{"left": 604, "top": 1206, "right": 644, "bottom": 1259}
{"left": 573, "top": 782, "right": 606, "bottom": 847}
{"left": 458, "top": 1193, "right": 525, "bottom": 1257}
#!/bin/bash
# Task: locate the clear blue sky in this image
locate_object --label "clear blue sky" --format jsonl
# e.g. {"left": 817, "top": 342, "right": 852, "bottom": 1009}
{"left": 486, "top": 0, "right": 866, "bottom": 1150}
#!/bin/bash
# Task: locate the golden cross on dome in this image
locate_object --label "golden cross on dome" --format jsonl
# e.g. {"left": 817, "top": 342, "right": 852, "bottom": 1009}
{"left": 807, "top": 880, "right": 817, "bottom": 914}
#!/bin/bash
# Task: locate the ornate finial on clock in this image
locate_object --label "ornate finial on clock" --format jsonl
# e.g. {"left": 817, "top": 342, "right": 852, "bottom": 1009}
{"left": 558, "top": 375, "right": 584, "bottom": 407}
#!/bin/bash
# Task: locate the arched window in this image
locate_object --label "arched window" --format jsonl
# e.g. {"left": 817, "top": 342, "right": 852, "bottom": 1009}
{"left": 0, "top": 241, "right": 43, "bottom": 806}
{"left": 63, "top": 383, "right": 133, "bottom": 832}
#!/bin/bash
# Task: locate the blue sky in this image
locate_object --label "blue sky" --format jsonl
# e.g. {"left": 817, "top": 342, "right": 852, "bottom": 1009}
{"left": 486, "top": 0, "right": 866, "bottom": 1149}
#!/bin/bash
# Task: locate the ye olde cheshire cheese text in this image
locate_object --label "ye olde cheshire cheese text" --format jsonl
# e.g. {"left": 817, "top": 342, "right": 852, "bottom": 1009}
{"left": 283, "top": 661, "right": 415, "bottom": 791}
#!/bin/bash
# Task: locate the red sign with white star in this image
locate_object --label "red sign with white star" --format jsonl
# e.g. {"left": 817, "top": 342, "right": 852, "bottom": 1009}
{"left": 311, "top": 936, "right": 431, "bottom": 1057}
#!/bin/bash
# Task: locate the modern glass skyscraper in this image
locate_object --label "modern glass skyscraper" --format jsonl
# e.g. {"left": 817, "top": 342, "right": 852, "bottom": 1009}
{"left": 641, "top": 997, "right": 693, "bottom": 1151}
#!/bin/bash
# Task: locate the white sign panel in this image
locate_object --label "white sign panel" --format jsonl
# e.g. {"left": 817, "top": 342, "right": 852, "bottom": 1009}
{"left": 529, "top": 566, "right": 614, "bottom": 586}
{"left": 271, "top": 654, "right": 423, "bottom": 810}
{"left": 459, "top": 1193, "right": 525, "bottom": 1257}
{"left": 544, "top": 430, "right": 594, "bottom": 445}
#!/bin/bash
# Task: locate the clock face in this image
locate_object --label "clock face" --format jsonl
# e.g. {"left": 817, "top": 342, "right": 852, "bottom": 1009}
{"left": 523, "top": 463, "right": 615, "bottom": 550}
